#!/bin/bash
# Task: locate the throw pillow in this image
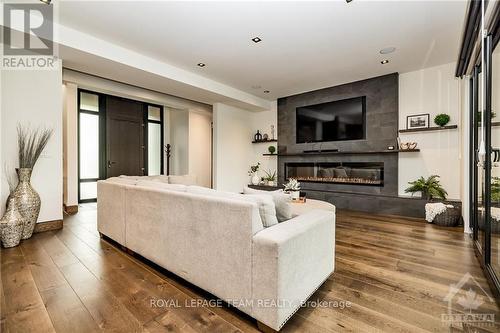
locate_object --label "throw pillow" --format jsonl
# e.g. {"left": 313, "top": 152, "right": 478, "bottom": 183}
{"left": 186, "top": 186, "right": 278, "bottom": 227}
{"left": 243, "top": 187, "right": 292, "bottom": 222}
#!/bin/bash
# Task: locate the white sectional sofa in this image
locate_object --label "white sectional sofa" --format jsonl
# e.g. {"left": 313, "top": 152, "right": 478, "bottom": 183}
{"left": 97, "top": 176, "right": 335, "bottom": 332}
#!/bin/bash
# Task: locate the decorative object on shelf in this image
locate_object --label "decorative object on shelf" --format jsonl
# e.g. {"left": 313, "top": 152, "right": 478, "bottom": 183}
{"left": 434, "top": 113, "right": 451, "bottom": 127}
{"left": 270, "top": 125, "right": 275, "bottom": 140}
{"left": 254, "top": 130, "right": 263, "bottom": 142}
{"left": 406, "top": 113, "right": 430, "bottom": 130}
{"left": 248, "top": 162, "right": 261, "bottom": 185}
{"left": 14, "top": 124, "right": 53, "bottom": 239}
{"left": 399, "top": 142, "right": 417, "bottom": 150}
{"left": 0, "top": 168, "right": 24, "bottom": 248}
{"left": 268, "top": 146, "right": 276, "bottom": 155}
{"left": 264, "top": 170, "right": 277, "bottom": 186}
{"left": 405, "top": 175, "right": 447, "bottom": 200}
{"left": 284, "top": 178, "right": 301, "bottom": 200}
{"left": 263, "top": 133, "right": 269, "bottom": 140}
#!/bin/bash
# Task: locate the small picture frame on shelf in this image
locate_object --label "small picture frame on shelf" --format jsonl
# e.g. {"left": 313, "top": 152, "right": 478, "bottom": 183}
{"left": 407, "top": 114, "right": 430, "bottom": 130}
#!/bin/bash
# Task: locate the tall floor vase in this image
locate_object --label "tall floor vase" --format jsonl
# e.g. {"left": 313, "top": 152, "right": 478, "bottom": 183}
{"left": 13, "top": 168, "right": 41, "bottom": 239}
{"left": 0, "top": 196, "right": 24, "bottom": 248}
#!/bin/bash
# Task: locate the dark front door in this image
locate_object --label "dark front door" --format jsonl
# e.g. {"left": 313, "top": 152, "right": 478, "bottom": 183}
{"left": 106, "top": 96, "right": 145, "bottom": 177}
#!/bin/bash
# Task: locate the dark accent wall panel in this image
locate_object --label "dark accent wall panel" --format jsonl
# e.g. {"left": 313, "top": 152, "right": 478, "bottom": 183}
{"left": 277, "top": 73, "right": 403, "bottom": 214}
{"left": 277, "top": 73, "right": 399, "bottom": 154}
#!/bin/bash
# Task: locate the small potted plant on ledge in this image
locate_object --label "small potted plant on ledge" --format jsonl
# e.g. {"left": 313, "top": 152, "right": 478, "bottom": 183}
{"left": 284, "top": 178, "right": 301, "bottom": 200}
{"left": 264, "top": 170, "right": 277, "bottom": 186}
{"left": 248, "top": 162, "right": 260, "bottom": 185}
{"left": 434, "top": 114, "right": 451, "bottom": 127}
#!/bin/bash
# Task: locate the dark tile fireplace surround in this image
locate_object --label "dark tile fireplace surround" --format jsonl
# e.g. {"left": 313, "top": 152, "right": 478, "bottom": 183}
{"left": 276, "top": 73, "right": 450, "bottom": 217}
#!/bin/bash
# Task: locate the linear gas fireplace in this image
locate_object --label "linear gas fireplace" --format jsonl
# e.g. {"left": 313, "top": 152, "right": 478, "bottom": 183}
{"left": 285, "top": 162, "right": 384, "bottom": 186}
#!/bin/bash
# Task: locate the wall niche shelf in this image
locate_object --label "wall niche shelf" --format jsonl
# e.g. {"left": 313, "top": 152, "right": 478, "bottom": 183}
{"left": 399, "top": 125, "right": 458, "bottom": 133}
{"left": 252, "top": 139, "right": 277, "bottom": 144}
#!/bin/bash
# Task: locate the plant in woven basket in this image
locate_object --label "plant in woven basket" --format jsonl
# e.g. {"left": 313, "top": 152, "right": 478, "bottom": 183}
{"left": 405, "top": 175, "right": 448, "bottom": 200}
{"left": 434, "top": 114, "right": 450, "bottom": 127}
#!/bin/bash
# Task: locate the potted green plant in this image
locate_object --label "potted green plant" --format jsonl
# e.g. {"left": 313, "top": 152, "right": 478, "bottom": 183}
{"left": 434, "top": 114, "right": 450, "bottom": 127}
{"left": 248, "top": 162, "right": 260, "bottom": 185}
{"left": 268, "top": 145, "right": 276, "bottom": 155}
{"left": 405, "top": 175, "right": 448, "bottom": 200}
{"left": 264, "top": 170, "right": 277, "bottom": 186}
{"left": 284, "top": 178, "right": 301, "bottom": 199}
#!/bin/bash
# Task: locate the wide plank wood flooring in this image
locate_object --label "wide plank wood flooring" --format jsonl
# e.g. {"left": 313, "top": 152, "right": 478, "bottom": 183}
{"left": 1, "top": 204, "right": 498, "bottom": 332}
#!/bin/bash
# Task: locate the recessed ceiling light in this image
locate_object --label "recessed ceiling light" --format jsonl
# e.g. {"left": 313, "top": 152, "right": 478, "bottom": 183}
{"left": 380, "top": 47, "right": 396, "bottom": 55}
{"left": 252, "top": 37, "right": 262, "bottom": 43}
{"left": 197, "top": 63, "right": 206, "bottom": 67}
{"left": 381, "top": 60, "right": 389, "bottom": 65}
{"left": 40, "top": 0, "right": 51, "bottom": 4}
{"left": 263, "top": 90, "right": 270, "bottom": 94}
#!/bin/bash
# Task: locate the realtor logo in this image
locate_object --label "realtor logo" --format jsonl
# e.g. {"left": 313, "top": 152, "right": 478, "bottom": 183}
{"left": 442, "top": 272, "right": 495, "bottom": 328}
{"left": 3, "top": 3, "right": 53, "bottom": 56}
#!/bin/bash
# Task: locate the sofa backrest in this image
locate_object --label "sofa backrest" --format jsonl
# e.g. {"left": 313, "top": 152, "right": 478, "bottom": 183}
{"left": 97, "top": 180, "right": 263, "bottom": 313}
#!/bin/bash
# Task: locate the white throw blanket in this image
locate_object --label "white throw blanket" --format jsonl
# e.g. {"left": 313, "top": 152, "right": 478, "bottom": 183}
{"left": 425, "top": 202, "right": 454, "bottom": 223}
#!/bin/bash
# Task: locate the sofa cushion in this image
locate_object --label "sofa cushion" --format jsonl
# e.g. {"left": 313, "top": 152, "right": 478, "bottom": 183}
{"left": 243, "top": 187, "right": 292, "bottom": 222}
{"left": 187, "top": 186, "right": 278, "bottom": 227}
{"left": 136, "top": 180, "right": 187, "bottom": 192}
{"left": 106, "top": 177, "right": 138, "bottom": 185}
{"left": 169, "top": 174, "right": 197, "bottom": 185}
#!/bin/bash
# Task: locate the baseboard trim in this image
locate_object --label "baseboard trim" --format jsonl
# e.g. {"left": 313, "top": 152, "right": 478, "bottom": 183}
{"left": 34, "top": 220, "right": 63, "bottom": 233}
{"left": 64, "top": 204, "right": 79, "bottom": 215}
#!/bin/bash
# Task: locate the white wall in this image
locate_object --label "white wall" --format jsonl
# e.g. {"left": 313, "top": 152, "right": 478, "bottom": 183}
{"left": 213, "top": 102, "right": 277, "bottom": 192}
{"left": 398, "top": 62, "right": 461, "bottom": 200}
{"left": 188, "top": 111, "right": 212, "bottom": 188}
{"left": 63, "top": 82, "right": 78, "bottom": 207}
{"left": 1, "top": 63, "right": 63, "bottom": 223}
{"left": 169, "top": 109, "right": 189, "bottom": 176}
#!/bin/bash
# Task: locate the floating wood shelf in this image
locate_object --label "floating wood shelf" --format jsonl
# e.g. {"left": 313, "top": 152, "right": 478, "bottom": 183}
{"left": 263, "top": 153, "right": 278, "bottom": 156}
{"left": 275, "top": 149, "right": 419, "bottom": 157}
{"left": 399, "top": 125, "right": 458, "bottom": 133}
{"left": 493, "top": 122, "right": 500, "bottom": 127}
{"left": 252, "top": 139, "right": 277, "bottom": 144}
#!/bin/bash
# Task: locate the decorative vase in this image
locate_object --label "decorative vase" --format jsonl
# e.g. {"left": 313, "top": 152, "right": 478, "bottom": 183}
{"left": 290, "top": 190, "right": 300, "bottom": 200}
{"left": 267, "top": 180, "right": 276, "bottom": 187}
{"left": 254, "top": 130, "right": 262, "bottom": 142}
{"left": 251, "top": 174, "right": 260, "bottom": 185}
{"left": 13, "top": 168, "right": 41, "bottom": 239}
{"left": 0, "top": 196, "right": 25, "bottom": 248}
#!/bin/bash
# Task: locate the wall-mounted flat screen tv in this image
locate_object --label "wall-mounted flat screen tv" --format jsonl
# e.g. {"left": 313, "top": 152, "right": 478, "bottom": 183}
{"left": 296, "top": 96, "right": 366, "bottom": 143}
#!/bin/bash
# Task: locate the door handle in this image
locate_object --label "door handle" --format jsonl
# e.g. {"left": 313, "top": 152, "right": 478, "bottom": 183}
{"left": 108, "top": 161, "right": 117, "bottom": 168}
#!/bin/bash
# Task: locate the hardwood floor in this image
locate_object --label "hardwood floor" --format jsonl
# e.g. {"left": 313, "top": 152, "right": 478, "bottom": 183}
{"left": 1, "top": 205, "right": 498, "bottom": 332}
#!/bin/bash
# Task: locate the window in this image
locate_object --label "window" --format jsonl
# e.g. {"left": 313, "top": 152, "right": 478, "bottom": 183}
{"left": 78, "top": 91, "right": 101, "bottom": 202}
{"left": 147, "top": 105, "right": 163, "bottom": 175}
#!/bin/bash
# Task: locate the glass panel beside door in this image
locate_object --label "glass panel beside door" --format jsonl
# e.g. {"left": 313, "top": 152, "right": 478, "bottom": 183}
{"left": 78, "top": 91, "right": 102, "bottom": 202}
{"left": 490, "top": 37, "right": 500, "bottom": 280}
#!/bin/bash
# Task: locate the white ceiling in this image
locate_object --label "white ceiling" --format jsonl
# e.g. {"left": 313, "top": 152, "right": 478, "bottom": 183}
{"left": 59, "top": 1, "right": 467, "bottom": 101}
